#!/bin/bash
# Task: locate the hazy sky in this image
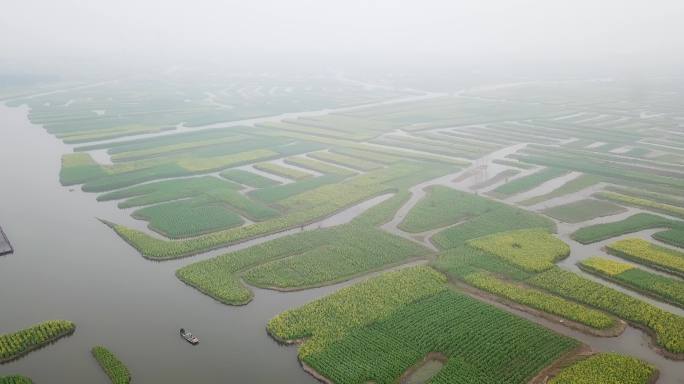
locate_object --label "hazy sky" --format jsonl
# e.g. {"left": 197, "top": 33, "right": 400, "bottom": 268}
{"left": 2, "top": 0, "right": 683, "bottom": 74}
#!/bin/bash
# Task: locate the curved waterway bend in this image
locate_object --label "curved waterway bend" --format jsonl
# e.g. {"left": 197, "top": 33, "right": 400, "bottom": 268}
{"left": 0, "top": 103, "right": 392, "bottom": 383}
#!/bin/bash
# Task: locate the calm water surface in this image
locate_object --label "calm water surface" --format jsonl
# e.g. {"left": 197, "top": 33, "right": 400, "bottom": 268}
{"left": 0, "top": 103, "right": 334, "bottom": 383}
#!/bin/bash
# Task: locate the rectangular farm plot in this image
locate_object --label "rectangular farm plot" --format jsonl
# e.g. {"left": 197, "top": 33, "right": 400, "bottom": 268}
{"left": 253, "top": 162, "right": 314, "bottom": 180}
{"left": 467, "top": 228, "right": 570, "bottom": 272}
{"left": 133, "top": 200, "right": 244, "bottom": 239}
{"left": 219, "top": 169, "right": 281, "bottom": 188}
{"left": 542, "top": 199, "right": 627, "bottom": 223}
{"left": 606, "top": 238, "right": 684, "bottom": 278}
{"left": 579, "top": 257, "right": 684, "bottom": 308}
{"left": 489, "top": 167, "right": 569, "bottom": 198}
{"left": 308, "top": 151, "right": 381, "bottom": 171}
{"left": 177, "top": 149, "right": 279, "bottom": 172}
{"left": 519, "top": 174, "right": 602, "bottom": 206}
{"left": 284, "top": 156, "right": 357, "bottom": 177}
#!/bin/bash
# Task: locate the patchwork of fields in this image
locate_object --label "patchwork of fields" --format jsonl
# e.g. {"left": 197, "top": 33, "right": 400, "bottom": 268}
{"left": 4, "top": 75, "right": 684, "bottom": 383}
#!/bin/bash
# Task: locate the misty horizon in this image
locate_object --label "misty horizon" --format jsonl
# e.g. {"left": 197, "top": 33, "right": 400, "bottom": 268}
{"left": 2, "top": 0, "right": 684, "bottom": 80}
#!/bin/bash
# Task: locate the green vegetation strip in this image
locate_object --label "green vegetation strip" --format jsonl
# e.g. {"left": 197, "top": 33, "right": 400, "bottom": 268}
{"left": 653, "top": 229, "right": 684, "bottom": 248}
{"left": 97, "top": 176, "right": 241, "bottom": 208}
{"left": 269, "top": 267, "right": 579, "bottom": 384}
{"left": 490, "top": 167, "right": 568, "bottom": 198}
{"left": 59, "top": 124, "right": 173, "bottom": 144}
{"left": 248, "top": 175, "right": 342, "bottom": 203}
{"left": 284, "top": 156, "right": 356, "bottom": 176}
{"left": 467, "top": 228, "right": 570, "bottom": 272}
{"left": 571, "top": 213, "right": 680, "bottom": 244}
{"left": 542, "top": 199, "right": 626, "bottom": 223}
{"left": 606, "top": 238, "right": 684, "bottom": 278}
{"left": 0, "top": 320, "right": 75, "bottom": 363}
{"left": 579, "top": 257, "right": 684, "bottom": 308}
{"left": 528, "top": 267, "right": 684, "bottom": 355}
{"left": 219, "top": 169, "right": 280, "bottom": 188}
{"left": 110, "top": 135, "right": 247, "bottom": 161}
{"left": 0, "top": 376, "right": 32, "bottom": 384}
{"left": 308, "top": 151, "right": 381, "bottom": 171}
{"left": 595, "top": 191, "right": 684, "bottom": 219}
{"left": 519, "top": 174, "right": 602, "bottom": 206}
{"left": 548, "top": 353, "right": 656, "bottom": 384}
{"left": 463, "top": 271, "right": 616, "bottom": 329}
{"left": 177, "top": 149, "right": 279, "bottom": 172}
{"left": 492, "top": 159, "right": 535, "bottom": 169}
{"left": 253, "top": 162, "right": 313, "bottom": 180}
{"left": 91, "top": 346, "right": 131, "bottom": 384}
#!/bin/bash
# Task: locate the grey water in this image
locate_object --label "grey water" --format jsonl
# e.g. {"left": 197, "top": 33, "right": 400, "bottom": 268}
{"left": 0, "top": 103, "right": 333, "bottom": 383}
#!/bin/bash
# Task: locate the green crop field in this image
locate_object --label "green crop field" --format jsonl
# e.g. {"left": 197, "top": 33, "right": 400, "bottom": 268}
{"left": 434, "top": 245, "right": 533, "bottom": 281}
{"left": 268, "top": 267, "right": 578, "bottom": 384}
{"left": 219, "top": 169, "right": 281, "bottom": 188}
{"left": 253, "top": 162, "right": 313, "bottom": 180}
{"left": 133, "top": 200, "right": 244, "bottom": 238}
{"left": 548, "top": 353, "right": 656, "bottom": 384}
{"left": 109, "top": 163, "right": 431, "bottom": 259}
{"left": 177, "top": 206, "right": 431, "bottom": 304}
{"left": 653, "top": 228, "right": 684, "bottom": 248}
{"left": 595, "top": 191, "right": 684, "bottom": 219}
{"left": 579, "top": 257, "right": 684, "bottom": 308}
{"left": 0, "top": 320, "right": 75, "bottom": 363}
{"left": 248, "top": 174, "right": 343, "bottom": 203}
{"left": 572, "top": 213, "right": 681, "bottom": 244}
{"left": 97, "top": 176, "right": 241, "bottom": 208}
{"left": 284, "top": 156, "right": 357, "bottom": 176}
{"left": 519, "top": 174, "right": 602, "bottom": 206}
{"left": 529, "top": 267, "right": 684, "bottom": 354}
{"left": 308, "top": 151, "right": 381, "bottom": 171}
{"left": 606, "top": 238, "right": 684, "bottom": 277}
{"left": 542, "top": 199, "right": 626, "bottom": 223}
{"left": 427, "top": 192, "right": 556, "bottom": 250}
{"left": 467, "top": 228, "right": 570, "bottom": 272}
{"left": 399, "top": 186, "right": 496, "bottom": 233}
{"left": 489, "top": 167, "right": 568, "bottom": 198}
{"left": 60, "top": 153, "right": 107, "bottom": 185}
{"left": 91, "top": 346, "right": 131, "bottom": 384}
{"left": 462, "top": 271, "right": 616, "bottom": 329}
{"left": 0, "top": 376, "right": 32, "bottom": 384}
